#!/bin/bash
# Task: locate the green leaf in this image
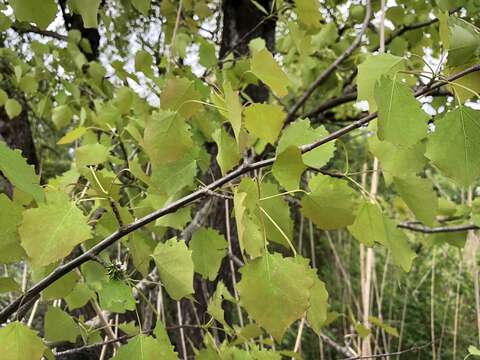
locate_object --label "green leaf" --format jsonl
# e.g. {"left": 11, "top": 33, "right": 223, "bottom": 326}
{"left": 375, "top": 76, "right": 428, "bottom": 147}
{"left": 212, "top": 128, "right": 241, "bottom": 175}
{"left": 250, "top": 49, "right": 289, "bottom": 97}
{"left": 244, "top": 103, "right": 285, "bottom": 144}
{"left": 130, "top": 0, "right": 151, "bottom": 15}
{"left": 189, "top": 228, "right": 228, "bottom": 281}
{"left": 52, "top": 105, "right": 73, "bottom": 129}
{"left": 143, "top": 111, "right": 193, "bottom": 167}
{"left": 295, "top": 0, "right": 321, "bottom": 28}
{"left": 368, "top": 316, "right": 399, "bottom": 337}
{"left": 443, "top": 16, "right": 480, "bottom": 67}
{"left": 0, "top": 89, "right": 7, "bottom": 106}
{"left": 128, "top": 232, "right": 154, "bottom": 277}
{"left": 44, "top": 306, "right": 79, "bottom": 343}
{"left": 70, "top": 0, "right": 101, "bottom": 28}
{"left": 211, "top": 82, "right": 243, "bottom": 147}
{"left": 199, "top": 39, "right": 217, "bottom": 68}
{"left": 393, "top": 175, "right": 438, "bottom": 226}
{"left": 98, "top": 280, "right": 136, "bottom": 313}
{"left": 357, "top": 53, "right": 405, "bottom": 111}
{"left": 277, "top": 119, "right": 335, "bottom": 168}
{"left": 64, "top": 282, "right": 95, "bottom": 310}
{"left": 237, "top": 253, "right": 314, "bottom": 341}
{"left": 152, "top": 321, "right": 178, "bottom": 359}
{"left": 39, "top": 267, "right": 79, "bottom": 300}
{"left": 0, "top": 142, "right": 44, "bottom": 203}
{"left": 447, "top": 65, "right": 480, "bottom": 103}
{"left": 5, "top": 98, "right": 22, "bottom": 119}
{"left": 426, "top": 107, "right": 480, "bottom": 186}
{"left": 135, "top": 49, "right": 153, "bottom": 76}
{"left": 113, "top": 334, "right": 178, "bottom": 360}
{"left": 149, "top": 157, "right": 196, "bottom": 196}
{"left": 272, "top": 146, "right": 306, "bottom": 191}
{"left": 355, "top": 323, "right": 371, "bottom": 338}
{"left": 306, "top": 276, "right": 329, "bottom": 336}
{"left": 0, "top": 321, "right": 46, "bottom": 360}
{"left": 75, "top": 143, "right": 110, "bottom": 168}
{"left": 19, "top": 191, "right": 91, "bottom": 266}
{"left": 301, "top": 174, "right": 357, "bottom": 230}
{"left": 152, "top": 238, "right": 194, "bottom": 300}
{"left": 207, "top": 282, "right": 234, "bottom": 332}
{"left": 10, "top": 0, "right": 57, "bottom": 29}
{"left": 368, "top": 137, "right": 427, "bottom": 185}
{"left": 348, "top": 202, "right": 416, "bottom": 272}
{"left": 468, "top": 345, "right": 480, "bottom": 356}
{"left": 160, "top": 77, "right": 202, "bottom": 119}
{"left": 0, "top": 194, "right": 26, "bottom": 264}
{"left": 19, "top": 74, "right": 38, "bottom": 94}
{"left": 57, "top": 127, "right": 87, "bottom": 145}
{"left": 0, "top": 277, "right": 21, "bottom": 293}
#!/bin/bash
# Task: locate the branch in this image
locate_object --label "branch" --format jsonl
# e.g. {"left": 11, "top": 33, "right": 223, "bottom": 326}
{"left": 10, "top": 24, "right": 68, "bottom": 41}
{"left": 0, "top": 63, "right": 478, "bottom": 325}
{"left": 342, "top": 342, "right": 430, "bottom": 359}
{"left": 319, "top": 332, "right": 355, "bottom": 357}
{"left": 284, "top": 0, "right": 372, "bottom": 124}
{"left": 398, "top": 222, "right": 478, "bottom": 234}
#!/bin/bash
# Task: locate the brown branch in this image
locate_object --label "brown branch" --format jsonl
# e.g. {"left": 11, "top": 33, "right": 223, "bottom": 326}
{"left": 0, "top": 62, "right": 478, "bottom": 325}
{"left": 343, "top": 342, "right": 430, "bottom": 359}
{"left": 284, "top": 0, "right": 372, "bottom": 124}
{"left": 11, "top": 24, "right": 68, "bottom": 41}
{"left": 398, "top": 222, "right": 478, "bottom": 234}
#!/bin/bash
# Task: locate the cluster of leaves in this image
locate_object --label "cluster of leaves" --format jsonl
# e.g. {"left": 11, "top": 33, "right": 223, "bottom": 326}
{"left": 0, "top": 0, "right": 479, "bottom": 359}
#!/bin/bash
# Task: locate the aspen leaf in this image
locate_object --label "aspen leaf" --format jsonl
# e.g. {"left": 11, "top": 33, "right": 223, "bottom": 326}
{"left": 393, "top": 175, "right": 438, "bottom": 226}
{"left": 143, "top": 111, "right": 193, "bottom": 167}
{"left": 212, "top": 128, "right": 241, "bottom": 175}
{"left": 244, "top": 103, "right": 285, "bottom": 144}
{"left": 57, "top": 127, "right": 87, "bottom": 145}
{"left": 160, "top": 77, "right": 202, "bottom": 119}
{"left": 130, "top": 0, "right": 151, "bottom": 15}
{"left": 277, "top": 118, "right": 335, "bottom": 168}
{"left": 5, "top": 99, "right": 21, "bottom": 119}
{"left": 189, "top": 228, "right": 228, "bottom": 281}
{"left": 348, "top": 202, "right": 416, "bottom": 272}
{"left": 135, "top": 49, "right": 153, "bottom": 76}
{"left": 375, "top": 76, "right": 428, "bottom": 147}
{"left": 357, "top": 53, "right": 405, "bottom": 110}
{"left": 272, "top": 146, "right": 306, "bottom": 191}
{"left": 10, "top": 0, "right": 57, "bottom": 29}
{"left": 237, "top": 253, "right": 314, "bottom": 341}
{"left": 426, "top": 107, "right": 480, "bottom": 186}
{"left": 0, "top": 194, "right": 26, "bottom": 264}
{"left": 295, "top": 0, "right": 322, "bottom": 28}
{"left": 306, "top": 276, "right": 329, "bottom": 336}
{"left": 0, "top": 322, "right": 46, "bottom": 360}
{"left": 19, "top": 191, "right": 91, "bottom": 267}
{"left": 0, "top": 142, "right": 44, "bottom": 203}
{"left": 301, "top": 174, "right": 357, "bottom": 230}
{"left": 44, "top": 306, "right": 79, "bottom": 343}
{"left": 98, "top": 280, "right": 136, "bottom": 313}
{"left": 152, "top": 238, "right": 194, "bottom": 300}
{"left": 250, "top": 49, "right": 289, "bottom": 97}
{"left": 75, "top": 143, "right": 110, "bottom": 168}
{"left": 113, "top": 334, "right": 178, "bottom": 360}
{"left": 70, "top": 0, "right": 101, "bottom": 28}
{"left": 0, "top": 277, "right": 21, "bottom": 293}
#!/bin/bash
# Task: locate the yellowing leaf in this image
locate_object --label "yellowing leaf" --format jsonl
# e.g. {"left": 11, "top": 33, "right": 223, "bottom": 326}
{"left": 212, "top": 128, "right": 241, "bottom": 175}
{"left": 277, "top": 118, "right": 335, "bottom": 168}
{"left": 250, "top": 49, "right": 289, "bottom": 97}
{"left": 143, "top": 111, "right": 193, "bottom": 167}
{"left": 0, "top": 322, "right": 46, "bottom": 360}
{"left": 426, "top": 107, "right": 480, "bottom": 186}
{"left": 375, "top": 76, "right": 428, "bottom": 147}
{"left": 19, "top": 191, "right": 91, "bottom": 266}
{"left": 295, "top": 0, "right": 321, "bottom": 28}
{"left": 152, "top": 238, "right": 194, "bottom": 300}
{"left": 301, "top": 174, "right": 357, "bottom": 230}
{"left": 357, "top": 54, "right": 405, "bottom": 111}
{"left": 160, "top": 77, "right": 202, "bottom": 119}
{"left": 272, "top": 146, "right": 306, "bottom": 191}
{"left": 57, "top": 127, "right": 87, "bottom": 145}
{"left": 244, "top": 103, "right": 285, "bottom": 144}
{"left": 237, "top": 253, "right": 314, "bottom": 341}
{"left": 190, "top": 228, "right": 227, "bottom": 281}
{"left": 5, "top": 98, "right": 22, "bottom": 119}
{"left": 10, "top": 0, "right": 57, "bottom": 29}
{"left": 0, "top": 142, "right": 44, "bottom": 203}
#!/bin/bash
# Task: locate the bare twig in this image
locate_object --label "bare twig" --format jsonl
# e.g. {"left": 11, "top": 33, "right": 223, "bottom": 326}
{"left": 343, "top": 342, "right": 430, "bottom": 359}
